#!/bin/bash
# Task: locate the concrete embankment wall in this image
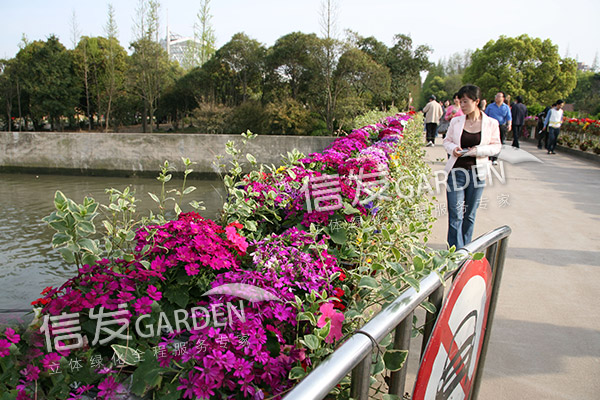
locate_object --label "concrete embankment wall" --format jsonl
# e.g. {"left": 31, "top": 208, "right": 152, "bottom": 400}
{"left": 0, "top": 132, "right": 336, "bottom": 177}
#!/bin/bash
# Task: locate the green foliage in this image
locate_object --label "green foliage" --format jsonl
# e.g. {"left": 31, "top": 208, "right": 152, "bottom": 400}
{"left": 13, "top": 35, "right": 80, "bottom": 130}
{"left": 463, "top": 34, "right": 577, "bottom": 105}
{"left": 567, "top": 71, "right": 600, "bottom": 116}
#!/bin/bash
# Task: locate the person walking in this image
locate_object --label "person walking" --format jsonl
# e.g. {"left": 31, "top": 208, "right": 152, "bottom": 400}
{"left": 444, "top": 84, "right": 502, "bottom": 249}
{"left": 485, "top": 91, "right": 512, "bottom": 163}
{"left": 543, "top": 100, "right": 564, "bottom": 154}
{"left": 423, "top": 95, "right": 443, "bottom": 147}
{"left": 511, "top": 95, "right": 528, "bottom": 148}
{"left": 537, "top": 105, "right": 552, "bottom": 149}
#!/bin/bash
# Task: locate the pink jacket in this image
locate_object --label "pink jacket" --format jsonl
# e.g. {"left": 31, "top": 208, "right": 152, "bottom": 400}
{"left": 444, "top": 105, "right": 464, "bottom": 121}
{"left": 443, "top": 113, "right": 502, "bottom": 180}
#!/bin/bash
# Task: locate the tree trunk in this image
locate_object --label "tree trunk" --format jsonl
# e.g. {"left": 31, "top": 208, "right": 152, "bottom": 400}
{"left": 142, "top": 102, "right": 148, "bottom": 133}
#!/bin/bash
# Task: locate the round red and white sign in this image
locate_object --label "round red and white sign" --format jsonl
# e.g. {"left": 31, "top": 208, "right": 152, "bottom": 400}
{"left": 413, "top": 258, "right": 493, "bottom": 400}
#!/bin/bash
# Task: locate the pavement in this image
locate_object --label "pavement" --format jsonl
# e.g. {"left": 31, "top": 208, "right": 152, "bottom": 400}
{"left": 403, "top": 138, "right": 600, "bottom": 399}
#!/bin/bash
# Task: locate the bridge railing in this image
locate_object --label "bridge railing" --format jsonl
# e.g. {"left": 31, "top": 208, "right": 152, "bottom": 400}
{"left": 283, "top": 225, "right": 511, "bottom": 400}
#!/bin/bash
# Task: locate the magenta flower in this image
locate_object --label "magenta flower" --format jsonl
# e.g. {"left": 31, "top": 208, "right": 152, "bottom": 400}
{"left": 133, "top": 296, "right": 153, "bottom": 314}
{"left": 317, "top": 303, "right": 345, "bottom": 343}
{"left": 185, "top": 262, "right": 200, "bottom": 276}
{"left": 0, "top": 339, "right": 11, "bottom": 357}
{"left": 147, "top": 285, "right": 162, "bottom": 301}
{"left": 225, "top": 225, "right": 249, "bottom": 254}
{"left": 41, "top": 352, "right": 61, "bottom": 371}
{"left": 4, "top": 327, "right": 20, "bottom": 344}
{"left": 97, "top": 376, "right": 123, "bottom": 399}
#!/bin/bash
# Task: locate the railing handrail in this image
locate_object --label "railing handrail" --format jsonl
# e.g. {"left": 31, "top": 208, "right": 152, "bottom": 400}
{"left": 283, "top": 225, "right": 511, "bottom": 400}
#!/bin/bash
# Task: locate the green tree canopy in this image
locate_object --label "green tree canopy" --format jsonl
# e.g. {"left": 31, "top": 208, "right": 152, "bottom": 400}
{"left": 15, "top": 35, "right": 80, "bottom": 129}
{"left": 463, "top": 35, "right": 577, "bottom": 105}
{"left": 567, "top": 71, "right": 600, "bottom": 117}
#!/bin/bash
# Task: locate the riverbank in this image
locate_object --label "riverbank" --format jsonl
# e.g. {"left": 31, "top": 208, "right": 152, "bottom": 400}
{"left": 0, "top": 132, "right": 336, "bottom": 178}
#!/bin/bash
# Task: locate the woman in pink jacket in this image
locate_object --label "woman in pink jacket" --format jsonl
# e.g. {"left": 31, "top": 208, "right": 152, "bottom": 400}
{"left": 443, "top": 85, "right": 502, "bottom": 249}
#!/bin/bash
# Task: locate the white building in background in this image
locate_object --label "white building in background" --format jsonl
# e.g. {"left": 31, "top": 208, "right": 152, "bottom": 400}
{"left": 160, "top": 31, "right": 201, "bottom": 69}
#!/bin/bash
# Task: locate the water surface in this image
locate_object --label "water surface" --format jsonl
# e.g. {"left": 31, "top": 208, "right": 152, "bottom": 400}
{"left": 0, "top": 173, "right": 224, "bottom": 312}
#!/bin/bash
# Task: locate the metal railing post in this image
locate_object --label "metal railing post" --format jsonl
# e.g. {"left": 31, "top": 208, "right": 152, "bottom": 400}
{"left": 420, "top": 285, "right": 444, "bottom": 357}
{"left": 350, "top": 355, "right": 372, "bottom": 400}
{"left": 469, "top": 235, "right": 509, "bottom": 399}
{"left": 389, "top": 311, "right": 414, "bottom": 396}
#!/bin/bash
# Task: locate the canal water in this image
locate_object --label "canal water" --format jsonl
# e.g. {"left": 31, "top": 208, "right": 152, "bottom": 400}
{"left": 0, "top": 173, "right": 224, "bottom": 313}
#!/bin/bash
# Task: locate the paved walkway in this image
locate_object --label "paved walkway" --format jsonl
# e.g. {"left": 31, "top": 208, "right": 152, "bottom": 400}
{"left": 404, "top": 138, "right": 600, "bottom": 399}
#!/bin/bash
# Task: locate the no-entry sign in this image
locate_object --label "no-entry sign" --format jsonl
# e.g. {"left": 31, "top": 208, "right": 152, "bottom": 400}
{"left": 413, "top": 258, "right": 493, "bottom": 400}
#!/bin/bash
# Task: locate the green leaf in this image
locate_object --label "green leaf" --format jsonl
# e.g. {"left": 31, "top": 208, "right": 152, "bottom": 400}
{"left": 327, "top": 226, "right": 347, "bottom": 245}
{"left": 111, "top": 344, "right": 143, "bottom": 366}
{"left": 81, "top": 253, "right": 98, "bottom": 266}
{"left": 58, "top": 247, "right": 76, "bottom": 264}
{"left": 302, "top": 334, "right": 320, "bottom": 350}
{"left": 245, "top": 220, "right": 257, "bottom": 232}
{"left": 473, "top": 252, "right": 485, "bottom": 260}
{"left": 54, "top": 190, "right": 67, "bottom": 210}
{"left": 289, "top": 366, "right": 307, "bottom": 380}
{"left": 78, "top": 238, "right": 99, "bottom": 254}
{"left": 421, "top": 300, "right": 437, "bottom": 314}
{"left": 372, "top": 353, "right": 385, "bottom": 375}
{"left": 383, "top": 349, "right": 408, "bottom": 372}
{"left": 401, "top": 276, "right": 420, "bottom": 291}
{"left": 174, "top": 203, "right": 182, "bottom": 216}
{"left": 77, "top": 220, "right": 96, "bottom": 234}
{"left": 183, "top": 186, "right": 196, "bottom": 195}
{"left": 246, "top": 154, "right": 256, "bottom": 163}
{"left": 164, "top": 287, "right": 189, "bottom": 308}
{"left": 383, "top": 395, "right": 403, "bottom": 400}
{"left": 413, "top": 256, "right": 424, "bottom": 272}
{"left": 51, "top": 232, "right": 72, "bottom": 247}
{"left": 358, "top": 276, "right": 379, "bottom": 289}
{"left": 148, "top": 192, "right": 160, "bottom": 203}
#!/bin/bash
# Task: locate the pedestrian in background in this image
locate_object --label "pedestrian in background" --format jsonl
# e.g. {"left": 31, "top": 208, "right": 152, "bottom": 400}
{"left": 543, "top": 100, "right": 564, "bottom": 154}
{"left": 485, "top": 92, "right": 512, "bottom": 163}
{"left": 423, "top": 94, "right": 443, "bottom": 147}
{"left": 443, "top": 84, "right": 501, "bottom": 249}
{"left": 511, "top": 95, "right": 528, "bottom": 148}
{"left": 537, "top": 105, "right": 552, "bottom": 149}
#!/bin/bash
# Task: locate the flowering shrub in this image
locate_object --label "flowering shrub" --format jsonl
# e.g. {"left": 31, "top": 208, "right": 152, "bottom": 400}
{"left": 0, "top": 111, "right": 456, "bottom": 399}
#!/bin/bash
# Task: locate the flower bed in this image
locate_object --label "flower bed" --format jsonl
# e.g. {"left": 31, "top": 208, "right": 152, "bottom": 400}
{"left": 0, "top": 113, "right": 455, "bottom": 399}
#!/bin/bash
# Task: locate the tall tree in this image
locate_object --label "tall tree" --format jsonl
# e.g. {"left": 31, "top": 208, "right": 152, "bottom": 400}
{"left": 103, "top": 3, "right": 122, "bottom": 131}
{"left": 463, "top": 35, "right": 577, "bottom": 105}
{"left": 130, "top": 0, "right": 167, "bottom": 132}
{"left": 386, "top": 34, "right": 432, "bottom": 109}
{"left": 319, "top": 0, "right": 342, "bottom": 132}
{"left": 194, "top": 0, "right": 216, "bottom": 66}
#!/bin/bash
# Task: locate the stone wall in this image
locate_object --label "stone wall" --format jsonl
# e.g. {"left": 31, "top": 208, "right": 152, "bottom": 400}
{"left": 0, "top": 132, "right": 336, "bottom": 177}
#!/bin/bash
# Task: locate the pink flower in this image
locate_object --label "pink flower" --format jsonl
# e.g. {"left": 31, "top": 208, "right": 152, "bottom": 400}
{"left": 5, "top": 326, "right": 21, "bottom": 344}
{"left": 185, "top": 263, "right": 200, "bottom": 276}
{"left": 133, "top": 296, "right": 153, "bottom": 314}
{"left": 0, "top": 339, "right": 11, "bottom": 357}
{"left": 225, "top": 225, "right": 249, "bottom": 254}
{"left": 97, "top": 376, "right": 123, "bottom": 399}
{"left": 41, "top": 352, "right": 61, "bottom": 371}
{"left": 317, "top": 303, "right": 345, "bottom": 343}
{"left": 147, "top": 285, "right": 162, "bottom": 301}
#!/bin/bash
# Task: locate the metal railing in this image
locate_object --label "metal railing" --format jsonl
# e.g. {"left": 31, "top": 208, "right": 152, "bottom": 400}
{"left": 283, "top": 225, "right": 511, "bottom": 400}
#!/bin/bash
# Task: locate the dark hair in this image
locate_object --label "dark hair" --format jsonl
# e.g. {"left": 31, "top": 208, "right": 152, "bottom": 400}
{"left": 457, "top": 84, "right": 482, "bottom": 103}
{"left": 556, "top": 99, "right": 564, "bottom": 105}
{"left": 515, "top": 95, "right": 523, "bottom": 103}
{"left": 453, "top": 92, "right": 460, "bottom": 100}
{"left": 498, "top": 91, "right": 506, "bottom": 98}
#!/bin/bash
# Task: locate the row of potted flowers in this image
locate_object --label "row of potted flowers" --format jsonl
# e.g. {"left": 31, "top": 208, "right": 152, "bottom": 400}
{"left": 0, "top": 111, "right": 453, "bottom": 399}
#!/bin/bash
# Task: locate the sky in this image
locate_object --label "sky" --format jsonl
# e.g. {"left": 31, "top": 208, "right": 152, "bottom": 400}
{"left": 1, "top": 0, "right": 598, "bottom": 68}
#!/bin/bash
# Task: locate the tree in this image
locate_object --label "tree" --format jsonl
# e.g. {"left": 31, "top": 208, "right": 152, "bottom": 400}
{"left": 318, "top": 0, "right": 342, "bottom": 132}
{"left": 264, "top": 32, "right": 321, "bottom": 102}
{"left": 567, "top": 71, "right": 600, "bottom": 116}
{"left": 463, "top": 35, "right": 577, "bottom": 105}
{"left": 194, "top": 0, "right": 216, "bottom": 66}
{"left": 214, "top": 33, "right": 265, "bottom": 103}
{"left": 15, "top": 35, "right": 80, "bottom": 130}
{"left": 130, "top": 0, "right": 169, "bottom": 132}
{"left": 103, "top": 3, "right": 124, "bottom": 131}
{"left": 386, "top": 34, "right": 432, "bottom": 109}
